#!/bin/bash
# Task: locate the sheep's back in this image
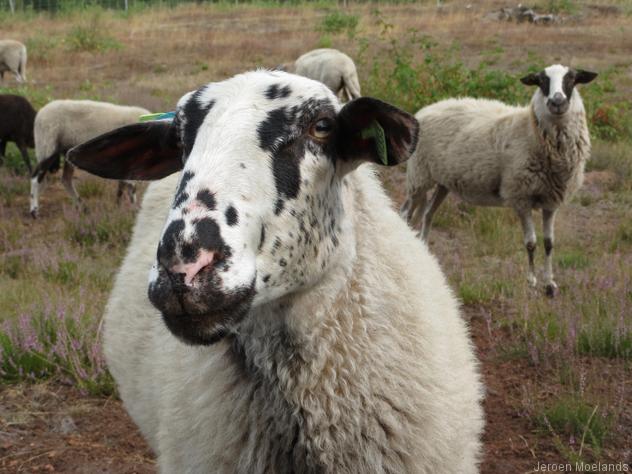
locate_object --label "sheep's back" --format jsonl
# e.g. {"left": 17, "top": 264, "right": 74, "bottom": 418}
{"left": 35, "top": 100, "right": 149, "bottom": 151}
{"left": 413, "top": 98, "right": 530, "bottom": 204}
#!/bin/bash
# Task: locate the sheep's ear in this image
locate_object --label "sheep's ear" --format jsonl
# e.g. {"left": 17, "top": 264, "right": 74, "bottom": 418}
{"left": 574, "top": 69, "right": 598, "bottom": 84}
{"left": 520, "top": 73, "right": 541, "bottom": 86}
{"left": 67, "top": 121, "right": 182, "bottom": 180}
{"left": 336, "top": 97, "right": 419, "bottom": 167}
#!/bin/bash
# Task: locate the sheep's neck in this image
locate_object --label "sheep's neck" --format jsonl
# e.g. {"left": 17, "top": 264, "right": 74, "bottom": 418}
{"left": 530, "top": 105, "right": 590, "bottom": 175}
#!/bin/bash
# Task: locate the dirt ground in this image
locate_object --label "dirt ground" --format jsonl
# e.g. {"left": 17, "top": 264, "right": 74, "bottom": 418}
{"left": 0, "top": 311, "right": 622, "bottom": 474}
{"left": 1, "top": 1, "right": 630, "bottom": 472}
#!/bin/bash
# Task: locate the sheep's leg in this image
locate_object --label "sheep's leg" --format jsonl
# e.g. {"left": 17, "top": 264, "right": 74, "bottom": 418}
{"left": 62, "top": 161, "right": 82, "bottom": 208}
{"left": 116, "top": 181, "right": 125, "bottom": 203}
{"left": 517, "top": 209, "right": 537, "bottom": 287}
{"left": 542, "top": 208, "right": 558, "bottom": 297}
{"left": 128, "top": 181, "right": 137, "bottom": 204}
{"left": 400, "top": 186, "right": 427, "bottom": 228}
{"left": 420, "top": 185, "right": 449, "bottom": 241}
{"left": 0, "top": 139, "right": 6, "bottom": 158}
{"left": 117, "top": 180, "right": 137, "bottom": 205}
{"left": 19, "top": 145, "right": 32, "bottom": 174}
{"left": 30, "top": 153, "right": 59, "bottom": 218}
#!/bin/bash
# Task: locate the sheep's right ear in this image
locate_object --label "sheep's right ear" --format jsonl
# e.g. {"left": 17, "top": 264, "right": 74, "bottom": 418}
{"left": 520, "top": 73, "right": 540, "bottom": 86}
{"left": 67, "top": 121, "right": 182, "bottom": 181}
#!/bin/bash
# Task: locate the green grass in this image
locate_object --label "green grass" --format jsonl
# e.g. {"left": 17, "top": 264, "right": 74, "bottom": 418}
{"left": 537, "top": 396, "right": 613, "bottom": 460}
{"left": 557, "top": 251, "right": 591, "bottom": 270}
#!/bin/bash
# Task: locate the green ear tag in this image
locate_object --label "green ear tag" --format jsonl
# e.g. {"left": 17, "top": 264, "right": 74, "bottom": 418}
{"left": 360, "top": 120, "right": 388, "bottom": 165}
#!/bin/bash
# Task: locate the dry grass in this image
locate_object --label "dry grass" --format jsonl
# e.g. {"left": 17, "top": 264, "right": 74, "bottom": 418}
{"left": 0, "top": 0, "right": 631, "bottom": 469}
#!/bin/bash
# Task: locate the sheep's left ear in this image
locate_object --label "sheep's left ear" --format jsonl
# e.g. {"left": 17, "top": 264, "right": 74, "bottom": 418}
{"left": 68, "top": 121, "right": 182, "bottom": 180}
{"left": 574, "top": 69, "right": 598, "bottom": 84}
{"left": 520, "top": 73, "right": 541, "bottom": 86}
{"left": 336, "top": 97, "right": 419, "bottom": 167}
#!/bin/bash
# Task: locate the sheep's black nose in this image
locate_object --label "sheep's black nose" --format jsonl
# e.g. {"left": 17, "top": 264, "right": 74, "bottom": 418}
{"left": 549, "top": 92, "right": 566, "bottom": 106}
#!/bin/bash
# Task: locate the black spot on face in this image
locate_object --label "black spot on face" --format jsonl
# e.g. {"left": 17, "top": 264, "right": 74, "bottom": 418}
{"left": 181, "top": 242, "right": 199, "bottom": 263}
{"left": 279, "top": 258, "right": 287, "bottom": 267}
{"left": 158, "top": 219, "right": 185, "bottom": 263}
{"left": 561, "top": 71, "right": 576, "bottom": 99}
{"left": 195, "top": 217, "right": 223, "bottom": 251}
{"left": 182, "top": 88, "right": 215, "bottom": 158}
{"left": 225, "top": 206, "right": 238, "bottom": 226}
{"left": 274, "top": 199, "right": 285, "bottom": 216}
{"left": 173, "top": 171, "right": 194, "bottom": 208}
{"left": 265, "top": 84, "right": 292, "bottom": 100}
{"left": 539, "top": 73, "right": 551, "bottom": 97}
{"left": 262, "top": 274, "right": 271, "bottom": 283}
{"left": 197, "top": 189, "right": 216, "bottom": 210}
{"left": 258, "top": 225, "right": 266, "bottom": 251}
{"left": 257, "top": 106, "right": 294, "bottom": 152}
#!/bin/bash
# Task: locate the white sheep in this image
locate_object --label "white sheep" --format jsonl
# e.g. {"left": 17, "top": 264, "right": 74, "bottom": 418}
{"left": 283, "top": 48, "right": 361, "bottom": 101}
{"left": 400, "top": 64, "right": 597, "bottom": 297}
{"left": 68, "top": 71, "right": 484, "bottom": 473}
{"left": 30, "top": 99, "right": 150, "bottom": 218}
{"left": 0, "top": 39, "right": 27, "bottom": 83}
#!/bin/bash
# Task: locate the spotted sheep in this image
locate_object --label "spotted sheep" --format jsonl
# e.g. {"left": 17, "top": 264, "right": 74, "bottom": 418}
{"left": 29, "top": 100, "right": 149, "bottom": 218}
{"left": 400, "top": 64, "right": 597, "bottom": 297}
{"left": 69, "top": 70, "right": 484, "bottom": 474}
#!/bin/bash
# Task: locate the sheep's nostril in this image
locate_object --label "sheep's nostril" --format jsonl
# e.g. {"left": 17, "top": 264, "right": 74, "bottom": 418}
{"left": 171, "top": 249, "right": 219, "bottom": 286}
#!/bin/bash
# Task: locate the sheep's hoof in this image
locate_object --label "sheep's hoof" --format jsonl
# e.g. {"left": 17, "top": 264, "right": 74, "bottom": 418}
{"left": 30, "top": 209, "right": 38, "bottom": 219}
{"left": 544, "top": 282, "right": 558, "bottom": 298}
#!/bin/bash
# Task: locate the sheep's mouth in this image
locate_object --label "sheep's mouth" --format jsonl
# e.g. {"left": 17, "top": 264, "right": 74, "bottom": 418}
{"left": 160, "top": 298, "right": 253, "bottom": 346}
{"left": 547, "top": 103, "right": 569, "bottom": 116}
{"left": 148, "top": 267, "right": 256, "bottom": 345}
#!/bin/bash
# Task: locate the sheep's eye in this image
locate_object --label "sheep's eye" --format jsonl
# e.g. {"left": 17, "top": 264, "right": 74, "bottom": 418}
{"left": 311, "top": 118, "right": 334, "bottom": 140}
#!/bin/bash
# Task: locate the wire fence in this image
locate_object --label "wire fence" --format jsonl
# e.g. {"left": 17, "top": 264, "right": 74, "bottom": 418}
{"left": 0, "top": 0, "right": 370, "bottom": 14}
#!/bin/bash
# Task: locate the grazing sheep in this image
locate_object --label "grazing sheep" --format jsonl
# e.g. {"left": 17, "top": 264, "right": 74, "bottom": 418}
{"left": 30, "top": 100, "right": 150, "bottom": 217}
{"left": 0, "top": 40, "right": 27, "bottom": 83}
{"left": 0, "top": 94, "right": 35, "bottom": 173}
{"left": 69, "top": 71, "right": 484, "bottom": 474}
{"left": 283, "top": 48, "right": 361, "bottom": 101}
{"left": 400, "top": 64, "right": 597, "bottom": 297}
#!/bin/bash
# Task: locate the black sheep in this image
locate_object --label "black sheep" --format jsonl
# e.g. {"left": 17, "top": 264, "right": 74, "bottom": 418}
{"left": 0, "top": 94, "right": 35, "bottom": 174}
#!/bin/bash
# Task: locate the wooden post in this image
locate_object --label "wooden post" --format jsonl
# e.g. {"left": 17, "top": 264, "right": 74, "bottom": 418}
{"left": 9, "top": 0, "right": 15, "bottom": 14}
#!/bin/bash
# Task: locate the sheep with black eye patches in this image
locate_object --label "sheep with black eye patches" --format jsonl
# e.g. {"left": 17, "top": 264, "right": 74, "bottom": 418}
{"left": 400, "top": 64, "right": 597, "bottom": 297}
{"left": 69, "top": 70, "right": 484, "bottom": 474}
{"left": 29, "top": 99, "right": 150, "bottom": 217}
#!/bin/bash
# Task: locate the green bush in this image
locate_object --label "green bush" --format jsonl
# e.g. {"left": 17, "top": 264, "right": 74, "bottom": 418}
{"left": 318, "top": 11, "right": 359, "bottom": 37}
{"left": 65, "top": 13, "right": 122, "bottom": 52}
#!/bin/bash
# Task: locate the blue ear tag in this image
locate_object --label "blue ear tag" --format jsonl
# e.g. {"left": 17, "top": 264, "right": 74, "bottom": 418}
{"left": 139, "top": 111, "right": 176, "bottom": 122}
{"left": 360, "top": 120, "right": 388, "bottom": 165}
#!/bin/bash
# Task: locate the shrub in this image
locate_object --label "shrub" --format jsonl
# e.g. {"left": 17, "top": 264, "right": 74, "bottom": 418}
{"left": 318, "top": 11, "right": 359, "bottom": 37}
{"left": 0, "top": 304, "right": 114, "bottom": 396}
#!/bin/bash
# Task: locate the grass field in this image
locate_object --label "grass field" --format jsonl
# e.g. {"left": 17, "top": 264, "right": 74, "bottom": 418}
{"left": 0, "top": 1, "right": 631, "bottom": 472}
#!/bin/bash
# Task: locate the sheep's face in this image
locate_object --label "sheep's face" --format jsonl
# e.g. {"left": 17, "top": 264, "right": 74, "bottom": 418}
{"left": 67, "top": 71, "right": 419, "bottom": 346}
{"left": 520, "top": 64, "right": 597, "bottom": 117}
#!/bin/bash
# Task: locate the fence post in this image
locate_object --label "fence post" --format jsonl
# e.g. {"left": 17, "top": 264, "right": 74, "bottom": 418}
{"left": 9, "top": 0, "right": 15, "bottom": 14}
